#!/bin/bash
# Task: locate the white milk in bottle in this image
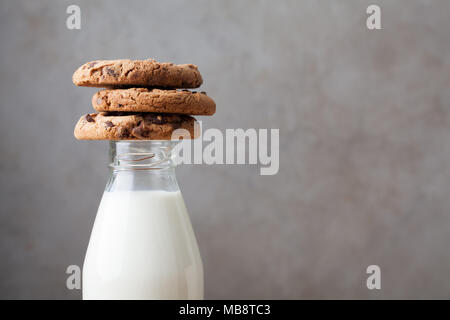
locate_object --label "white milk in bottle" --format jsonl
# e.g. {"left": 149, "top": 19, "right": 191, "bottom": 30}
{"left": 82, "top": 141, "right": 204, "bottom": 300}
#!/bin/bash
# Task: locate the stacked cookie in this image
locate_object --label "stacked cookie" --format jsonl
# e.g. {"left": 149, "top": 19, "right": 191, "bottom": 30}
{"left": 73, "top": 59, "right": 215, "bottom": 140}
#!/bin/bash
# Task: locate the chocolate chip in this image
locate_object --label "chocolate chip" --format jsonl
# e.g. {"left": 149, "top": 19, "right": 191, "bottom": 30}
{"left": 85, "top": 114, "right": 95, "bottom": 123}
{"left": 131, "top": 126, "right": 145, "bottom": 139}
{"left": 117, "top": 104, "right": 123, "bottom": 108}
{"left": 117, "top": 127, "right": 129, "bottom": 138}
{"left": 105, "top": 67, "right": 117, "bottom": 77}
{"left": 192, "top": 91, "right": 197, "bottom": 94}
{"left": 200, "top": 91, "right": 207, "bottom": 95}
{"left": 131, "top": 121, "right": 151, "bottom": 139}
{"left": 105, "top": 121, "right": 114, "bottom": 128}
{"left": 182, "top": 89, "right": 190, "bottom": 92}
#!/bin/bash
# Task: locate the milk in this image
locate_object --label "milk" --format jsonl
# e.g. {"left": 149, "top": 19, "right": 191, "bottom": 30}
{"left": 82, "top": 190, "right": 204, "bottom": 300}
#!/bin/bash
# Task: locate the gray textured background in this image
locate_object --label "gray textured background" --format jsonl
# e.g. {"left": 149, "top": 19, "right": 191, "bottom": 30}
{"left": 1, "top": 0, "right": 450, "bottom": 299}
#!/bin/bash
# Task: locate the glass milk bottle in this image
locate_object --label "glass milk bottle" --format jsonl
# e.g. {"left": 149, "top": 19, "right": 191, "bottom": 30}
{"left": 82, "top": 140, "right": 204, "bottom": 300}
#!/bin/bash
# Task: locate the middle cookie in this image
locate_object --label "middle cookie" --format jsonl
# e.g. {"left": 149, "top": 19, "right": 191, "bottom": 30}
{"left": 93, "top": 88, "right": 216, "bottom": 115}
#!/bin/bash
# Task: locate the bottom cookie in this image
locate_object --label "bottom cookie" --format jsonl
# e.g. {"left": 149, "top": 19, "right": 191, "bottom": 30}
{"left": 74, "top": 112, "right": 198, "bottom": 140}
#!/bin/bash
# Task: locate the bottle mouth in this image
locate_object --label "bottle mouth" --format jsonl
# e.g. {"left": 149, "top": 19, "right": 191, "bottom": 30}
{"left": 109, "top": 140, "right": 175, "bottom": 171}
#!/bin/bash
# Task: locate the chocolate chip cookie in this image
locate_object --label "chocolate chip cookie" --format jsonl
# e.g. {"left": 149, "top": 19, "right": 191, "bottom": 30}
{"left": 92, "top": 88, "right": 215, "bottom": 115}
{"left": 74, "top": 113, "right": 198, "bottom": 140}
{"left": 73, "top": 59, "right": 203, "bottom": 88}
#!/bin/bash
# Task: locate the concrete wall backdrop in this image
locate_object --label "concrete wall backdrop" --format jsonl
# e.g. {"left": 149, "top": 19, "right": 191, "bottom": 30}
{"left": 1, "top": 0, "right": 450, "bottom": 299}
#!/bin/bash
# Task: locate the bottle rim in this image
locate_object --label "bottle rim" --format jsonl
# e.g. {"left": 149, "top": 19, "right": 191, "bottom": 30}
{"left": 109, "top": 140, "right": 177, "bottom": 171}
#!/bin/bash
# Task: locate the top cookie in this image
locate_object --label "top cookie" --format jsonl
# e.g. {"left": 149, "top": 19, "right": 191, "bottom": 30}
{"left": 72, "top": 59, "right": 203, "bottom": 88}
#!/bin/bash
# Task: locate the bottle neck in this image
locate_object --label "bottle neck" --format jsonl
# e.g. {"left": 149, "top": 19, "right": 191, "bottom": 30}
{"left": 105, "top": 140, "right": 180, "bottom": 192}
